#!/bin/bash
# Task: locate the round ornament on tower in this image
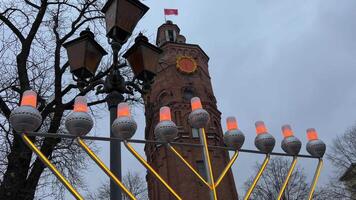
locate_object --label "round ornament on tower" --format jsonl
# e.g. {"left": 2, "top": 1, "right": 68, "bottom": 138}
{"left": 176, "top": 56, "right": 197, "bottom": 74}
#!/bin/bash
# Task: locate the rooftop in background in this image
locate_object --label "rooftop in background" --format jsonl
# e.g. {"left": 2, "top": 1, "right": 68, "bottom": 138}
{"left": 339, "top": 163, "right": 356, "bottom": 182}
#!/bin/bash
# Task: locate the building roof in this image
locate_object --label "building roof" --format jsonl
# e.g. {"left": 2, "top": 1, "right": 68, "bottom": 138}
{"left": 160, "top": 41, "right": 210, "bottom": 61}
{"left": 340, "top": 163, "right": 356, "bottom": 181}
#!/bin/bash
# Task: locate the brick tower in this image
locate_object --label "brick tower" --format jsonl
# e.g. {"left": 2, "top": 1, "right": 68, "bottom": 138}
{"left": 143, "top": 21, "right": 238, "bottom": 200}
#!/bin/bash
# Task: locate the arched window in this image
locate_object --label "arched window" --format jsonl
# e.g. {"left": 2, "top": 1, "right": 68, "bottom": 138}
{"left": 157, "top": 90, "right": 169, "bottom": 105}
{"left": 182, "top": 87, "right": 196, "bottom": 101}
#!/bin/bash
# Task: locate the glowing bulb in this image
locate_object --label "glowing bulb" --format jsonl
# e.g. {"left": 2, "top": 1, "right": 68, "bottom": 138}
{"left": 226, "top": 116, "right": 238, "bottom": 131}
{"left": 73, "top": 96, "right": 88, "bottom": 112}
{"left": 117, "top": 102, "right": 130, "bottom": 118}
{"left": 306, "top": 128, "right": 318, "bottom": 141}
{"left": 20, "top": 90, "right": 37, "bottom": 108}
{"left": 281, "top": 124, "right": 294, "bottom": 138}
{"left": 190, "top": 97, "right": 202, "bottom": 111}
{"left": 159, "top": 106, "right": 172, "bottom": 121}
{"left": 255, "top": 121, "right": 267, "bottom": 135}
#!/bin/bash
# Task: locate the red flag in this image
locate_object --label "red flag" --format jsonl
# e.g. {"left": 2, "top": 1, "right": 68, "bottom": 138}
{"left": 164, "top": 9, "right": 178, "bottom": 16}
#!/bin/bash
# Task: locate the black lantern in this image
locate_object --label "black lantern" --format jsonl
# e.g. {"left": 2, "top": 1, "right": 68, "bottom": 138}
{"left": 123, "top": 33, "right": 162, "bottom": 82}
{"left": 63, "top": 28, "right": 107, "bottom": 79}
{"left": 101, "top": 0, "right": 149, "bottom": 44}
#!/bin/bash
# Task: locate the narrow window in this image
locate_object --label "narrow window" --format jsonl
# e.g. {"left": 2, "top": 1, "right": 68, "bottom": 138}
{"left": 192, "top": 128, "right": 199, "bottom": 138}
{"left": 167, "top": 30, "right": 175, "bottom": 42}
{"left": 196, "top": 160, "right": 207, "bottom": 180}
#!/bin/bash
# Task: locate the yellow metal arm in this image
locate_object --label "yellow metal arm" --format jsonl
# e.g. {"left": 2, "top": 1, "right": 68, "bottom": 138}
{"left": 308, "top": 159, "right": 323, "bottom": 200}
{"left": 243, "top": 154, "right": 270, "bottom": 200}
{"left": 21, "top": 134, "right": 84, "bottom": 200}
{"left": 168, "top": 144, "right": 211, "bottom": 189}
{"left": 214, "top": 151, "right": 239, "bottom": 189}
{"left": 201, "top": 128, "right": 218, "bottom": 200}
{"left": 277, "top": 156, "right": 298, "bottom": 200}
{"left": 124, "top": 141, "right": 183, "bottom": 200}
{"left": 77, "top": 138, "right": 136, "bottom": 200}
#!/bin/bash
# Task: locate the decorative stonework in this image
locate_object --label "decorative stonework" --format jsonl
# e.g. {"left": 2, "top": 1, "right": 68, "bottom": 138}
{"left": 176, "top": 55, "right": 197, "bottom": 74}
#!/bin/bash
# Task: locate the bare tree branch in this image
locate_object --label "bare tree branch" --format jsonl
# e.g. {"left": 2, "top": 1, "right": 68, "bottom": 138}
{"left": 0, "top": 12, "right": 25, "bottom": 42}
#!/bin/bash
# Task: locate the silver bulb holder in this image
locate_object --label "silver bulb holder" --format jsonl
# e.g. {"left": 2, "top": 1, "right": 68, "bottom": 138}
{"left": 281, "top": 136, "right": 302, "bottom": 156}
{"left": 255, "top": 133, "right": 276, "bottom": 154}
{"left": 224, "top": 129, "right": 245, "bottom": 150}
{"left": 65, "top": 112, "right": 93, "bottom": 136}
{"left": 306, "top": 139, "right": 326, "bottom": 158}
{"left": 112, "top": 116, "right": 137, "bottom": 140}
{"left": 154, "top": 120, "right": 178, "bottom": 142}
{"left": 10, "top": 106, "right": 42, "bottom": 132}
{"left": 188, "top": 108, "right": 210, "bottom": 129}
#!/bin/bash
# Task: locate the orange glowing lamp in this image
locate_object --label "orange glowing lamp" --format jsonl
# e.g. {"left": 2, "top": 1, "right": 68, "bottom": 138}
{"left": 281, "top": 124, "right": 294, "bottom": 138}
{"left": 159, "top": 106, "right": 172, "bottom": 121}
{"left": 20, "top": 90, "right": 37, "bottom": 108}
{"left": 117, "top": 102, "right": 131, "bottom": 118}
{"left": 191, "top": 97, "right": 202, "bottom": 111}
{"left": 226, "top": 117, "right": 238, "bottom": 131}
{"left": 306, "top": 128, "right": 318, "bottom": 141}
{"left": 73, "top": 96, "right": 88, "bottom": 112}
{"left": 255, "top": 121, "right": 268, "bottom": 135}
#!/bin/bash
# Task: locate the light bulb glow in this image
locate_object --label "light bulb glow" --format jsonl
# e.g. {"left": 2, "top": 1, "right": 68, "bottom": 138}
{"left": 159, "top": 106, "right": 172, "bottom": 121}
{"left": 73, "top": 96, "right": 88, "bottom": 112}
{"left": 255, "top": 121, "right": 267, "bottom": 135}
{"left": 20, "top": 90, "right": 37, "bottom": 108}
{"left": 117, "top": 103, "right": 130, "bottom": 118}
{"left": 226, "top": 117, "right": 238, "bottom": 131}
{"left": 281, "top": 124, "right": 293, "bottom": 138}
{"left": 190, "top": 97, "right": 202, "bottom": 111}
{"left": 307, "top": 128, "right": 318, "bottom": 141}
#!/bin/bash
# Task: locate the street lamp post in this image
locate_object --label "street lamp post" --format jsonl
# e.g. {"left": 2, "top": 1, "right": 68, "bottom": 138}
{"left": 63, "top": 1, "right": 162, "bottom": 199}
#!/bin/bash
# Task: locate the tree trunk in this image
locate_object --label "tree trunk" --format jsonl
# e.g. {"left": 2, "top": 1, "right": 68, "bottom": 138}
{"left": 0, "top": 134, "right": 34, "bottom": 199}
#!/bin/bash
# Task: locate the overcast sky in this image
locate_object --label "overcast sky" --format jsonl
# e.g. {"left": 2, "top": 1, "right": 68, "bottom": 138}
{"left": 78, "top": 0, "right": 356, "bottom": 199}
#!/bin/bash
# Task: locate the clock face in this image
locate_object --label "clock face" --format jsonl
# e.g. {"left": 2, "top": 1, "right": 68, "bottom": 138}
{"left": 176, "top": 56, "right": 197, "bottom": 74}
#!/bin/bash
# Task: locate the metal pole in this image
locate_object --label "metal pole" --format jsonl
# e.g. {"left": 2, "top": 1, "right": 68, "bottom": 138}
{"left": 244, "top": 154, "right": 270, "bottom": 200}
{"left": 167, "top": 144, "right": 211, "bottom": 188}
{"left": 107, "top": 91, "right": 124, "bottom": 200}
{"left": 21, "top": 134, "right": 84, "bottom": 200}
{"left": 214, "top": 151, "right": 239, "bottom": 188}
{"left": 199, "top": 128, "right": 218, "bottom": 200}
{"left": 307, "top": 158, "right": 323, "bottom": 200}
{"left": 77, "top": 138, "right": 136, "bottom": 200}
{"left": 124, "top": 141, "right": 182, "bottom": 200}
{"left": 277, "top": 156, "right": 298, "bottom": 200}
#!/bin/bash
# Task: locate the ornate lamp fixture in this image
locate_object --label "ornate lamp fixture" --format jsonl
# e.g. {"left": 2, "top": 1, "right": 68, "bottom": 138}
{"left": 281, "top": 124, "right": 302, "bottom": 155}
{"left": 277, "top": 125, "right": 301, "bottom": 200}
{"left": 65, "top": 96, "right": 94, "bottom": 136}
{"left": 188, "top": 97, "right": 210, "bottom": 128}
{"left": 306, "top": 128, "right": 326, "bottom": 157}
{"left": 254, "top": 121, "right": 276, "bottom": 153}
{"left": 9, "top": 90, "right": 42, "bottom": 132}
{"left": 154, "top": 106, "right": 178, "bottom": 142}
{"left": 62, "top": 1, "right": 160, "bottom": 199}
{"left": 63, "top": 28, "right": 107, "bottom": 80}
{"left": 123, "top": 33, "right": 162, "bottom": 84}
{"left": 223, "top": 116, "right": 245, "bottom": 150}
{"left": 102, "top": 0, "right": 149, "bottom": 44}
{"left": 112, "top": 102, "right": 137, "bottom": 140}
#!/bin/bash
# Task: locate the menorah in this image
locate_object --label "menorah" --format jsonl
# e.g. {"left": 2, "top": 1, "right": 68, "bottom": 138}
{"left": 10, "top": 90, "right": 326, "bottom": 200}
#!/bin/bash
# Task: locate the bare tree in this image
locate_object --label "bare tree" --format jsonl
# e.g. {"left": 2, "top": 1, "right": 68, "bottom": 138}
{"left": 325, "top": 124, "right": 356, "bottom": 199}
{"left": 87, "top": 170, "right": 148, "bottom": 200}
{"left": 243, "top": 157, "right": 328, "bottom": 200}
{"left": 0, "top": 0, "right": 142, "bottom": 199}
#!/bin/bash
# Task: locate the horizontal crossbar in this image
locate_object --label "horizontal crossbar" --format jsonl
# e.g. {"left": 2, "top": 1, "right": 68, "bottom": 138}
{"left": 23, "top": 132, "right": 318, "bottom": 159}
